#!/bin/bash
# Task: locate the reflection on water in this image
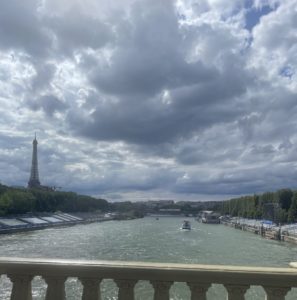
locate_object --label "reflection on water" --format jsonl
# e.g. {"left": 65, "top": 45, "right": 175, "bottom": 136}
{"left": 1, "top": 217, "right": 297, "bottom": 299}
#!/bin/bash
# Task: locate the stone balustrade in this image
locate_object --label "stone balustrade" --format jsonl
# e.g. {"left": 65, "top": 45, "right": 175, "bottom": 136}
{"left": 1, "top": 257, "right": 297, "bottom": 299}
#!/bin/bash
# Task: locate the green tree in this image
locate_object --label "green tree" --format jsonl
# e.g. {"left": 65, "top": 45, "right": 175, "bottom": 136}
{"left": 0, "top": 193, "right": 12, "bottom": 215}
{"left": 7, "top": 191, "right": 35, "bottom": 214}
{"left": 275, "top": 208, "right": 288, "bottom": 225}
{"left": 288, "top": 192, "right": 297, "bottom": 223}
{"left": 277, "top": 189, "right": 293, "bottom": 211}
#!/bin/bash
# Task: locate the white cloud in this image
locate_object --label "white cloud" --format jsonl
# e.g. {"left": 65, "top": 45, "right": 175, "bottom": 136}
{"left": 250, "top": 0, "right": 297, "bottom": 88}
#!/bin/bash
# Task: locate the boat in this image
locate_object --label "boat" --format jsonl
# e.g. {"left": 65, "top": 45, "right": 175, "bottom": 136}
{"left": 198, "top": 211, "right": 220, "bottom": 224}
{"left": 181, "top": 220, "right": 191, "bottom": 230}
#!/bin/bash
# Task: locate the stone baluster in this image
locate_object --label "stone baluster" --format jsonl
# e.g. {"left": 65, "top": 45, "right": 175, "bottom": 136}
{"left": 264, "top": 286, "right": 290, "bottom": 300}
{"left": 43, "top": 276, "right": 66, "bottom": 300}
{"left": 187, "top": 282, "right": 210, "bottom": 300}
{"left": 115, "top": 279, "right": 137, "bottom": 300}
{"left": 8, "top": 274, "right": 33, "bottom": 300}
{"left": 79, "top": 278, "right": 102, "bottom": 300}
{"left": 151, "top": 281, "right": 173, "bottom": 300}
{"left": 225, "top": 284, "right": 249, "bottom": 300}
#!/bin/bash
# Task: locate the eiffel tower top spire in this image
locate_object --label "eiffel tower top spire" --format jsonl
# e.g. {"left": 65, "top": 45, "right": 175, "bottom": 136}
{"left": 28, "top": 134, "right": 41, "bottom": 188}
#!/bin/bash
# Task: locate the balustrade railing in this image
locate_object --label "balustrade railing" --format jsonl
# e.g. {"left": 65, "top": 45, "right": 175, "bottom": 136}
{"left": 1, "top": 257, "right": 297, "bottom": 299}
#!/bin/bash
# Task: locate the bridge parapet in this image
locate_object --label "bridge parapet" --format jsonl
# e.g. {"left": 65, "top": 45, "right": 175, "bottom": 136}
{"left": 1, "top": 257, "right": 297, "bottom": 299}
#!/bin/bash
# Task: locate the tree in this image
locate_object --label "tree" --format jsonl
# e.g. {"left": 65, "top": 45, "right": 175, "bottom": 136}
{"left": 277, "top": 189, "right": 293, "bottom": 211}
{"left": 7, "top": 191, "right": 35, "bottom": 214}
{"left": 288, "top": 192, "right": 297, "bottom": 223}
{"left": 275, "top": 208, "right": 288, "bottom": 225}
{"left": 0, "top": 193, "right": 12, "bottom": 216}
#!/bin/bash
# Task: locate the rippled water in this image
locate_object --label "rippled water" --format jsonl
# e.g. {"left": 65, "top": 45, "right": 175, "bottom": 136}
{"left": 1, "top": 217, "right": 297, "bottom": 299}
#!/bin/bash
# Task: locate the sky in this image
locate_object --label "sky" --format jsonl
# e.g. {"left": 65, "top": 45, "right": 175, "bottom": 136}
{"left": 0, "top": 0, "right": 296, "bottom": 202}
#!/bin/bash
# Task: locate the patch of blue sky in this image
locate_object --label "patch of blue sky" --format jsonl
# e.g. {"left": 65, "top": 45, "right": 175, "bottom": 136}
{"left": 177, "top": 13, "right": 187, "bottom": 22}
{"left": 279, "top": 66, "right": 294, "bottom": 79}
{"left": 244, "top": 3, "right": 275, "bottom": 30}
{"left": 239, "top": 36, "right": 253, "bottom": 55}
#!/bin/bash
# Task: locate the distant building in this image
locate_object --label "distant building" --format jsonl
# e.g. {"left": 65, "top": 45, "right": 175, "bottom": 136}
{"left": 28, "top": 134, "right": 41, "bottom": 188}
{"left": 146, "top": 200, "right": 175, "bottom": 208}
{"left": 158, "top": 208, "right": 181, "bottom": 215}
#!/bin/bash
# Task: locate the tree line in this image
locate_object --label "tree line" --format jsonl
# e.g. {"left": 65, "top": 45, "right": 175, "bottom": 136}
{"left": 2, "top": 182, "right": 297, "bottom": 224}
{"left": 220, "top": 189, "right": 297, "bottom": 224}
{"left": 0, "top": 184, "right": 109, "bottom": 216}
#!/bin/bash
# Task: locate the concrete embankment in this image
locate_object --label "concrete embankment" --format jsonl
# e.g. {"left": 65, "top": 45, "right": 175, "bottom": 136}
{"left": 220, "top": 220, "right": 283, "bottom": 242}
{"left": 283, "top": 235, "right": 297, "bottom": 243}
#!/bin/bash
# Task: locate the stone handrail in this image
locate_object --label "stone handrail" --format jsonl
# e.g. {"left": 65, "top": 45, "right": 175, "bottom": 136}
{"left": 1, "top": 257, "right": 297, "bottom": 299}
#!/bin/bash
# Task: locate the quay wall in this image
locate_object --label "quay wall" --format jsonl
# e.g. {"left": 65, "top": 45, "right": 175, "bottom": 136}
{"left": 283, "top": 235, "right": 297, "bottom": 244}
{"left": 220, "top": 220, "right": 285, "bottom": 242}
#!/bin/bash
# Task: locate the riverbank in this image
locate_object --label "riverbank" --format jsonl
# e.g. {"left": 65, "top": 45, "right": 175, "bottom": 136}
{"left": 0, "top": 212, "right": 109, "bottom": 234}
{"left": 0, "top": 212, "right": 140, "bottom": 235}
{"left": 220, "top": 218, "right": 297, "bottom": 244}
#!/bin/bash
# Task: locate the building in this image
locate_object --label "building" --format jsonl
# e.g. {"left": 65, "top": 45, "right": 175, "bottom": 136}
{"left": 158, "top": 208, "right": 181, "bottom": 215}
{"left": 200, "top": 210, "right": 220, "bottom": 224}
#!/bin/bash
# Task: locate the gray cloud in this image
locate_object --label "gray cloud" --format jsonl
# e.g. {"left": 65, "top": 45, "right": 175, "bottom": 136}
{"left": 27, "top": 95, "right": 68, "bottom": 117}
{"left": 88, "top": 1, "right": 213, "bottom": 97}
{"left": 30, "top": 63, "right": 57, "bottom": 92}
{"left": 45, "top": 10, "right": 113, "bottom": 57}
{"left": 67, "top": 0, "right": 253, "bottom": 146}
{"left": 0, "top": 0, "right": 52, "bottom": 57}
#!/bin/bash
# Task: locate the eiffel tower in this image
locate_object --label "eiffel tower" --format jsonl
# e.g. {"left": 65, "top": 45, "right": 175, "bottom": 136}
{"left": 28, "top": 134, "right": 41, "bottom": 188}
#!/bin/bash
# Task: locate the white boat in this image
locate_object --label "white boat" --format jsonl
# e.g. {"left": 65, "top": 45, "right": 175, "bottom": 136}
{"left": 181, "top": 220, "right": 191, "bottom": 230}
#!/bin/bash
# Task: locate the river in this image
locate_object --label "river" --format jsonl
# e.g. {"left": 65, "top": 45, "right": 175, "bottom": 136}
{"left": 1, "top": 216, "right": 297, "bottom": 299}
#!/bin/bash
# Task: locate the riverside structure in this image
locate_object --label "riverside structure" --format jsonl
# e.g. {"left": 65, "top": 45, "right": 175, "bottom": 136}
{"left": 220, "top": 217, "right": 297, "bottom": 244}
{"left": 0, "top": 213, "right": 114, "bottom": 234}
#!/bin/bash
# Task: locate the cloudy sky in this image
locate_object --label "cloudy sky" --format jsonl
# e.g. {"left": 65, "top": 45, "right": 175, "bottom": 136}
{"left": 0, "top": 0, "right": 296, "bottom": 202}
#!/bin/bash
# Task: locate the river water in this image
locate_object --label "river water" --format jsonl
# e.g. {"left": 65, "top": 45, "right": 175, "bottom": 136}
{"left": 1, "top": 216, "right": 297, "bottom": 299}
